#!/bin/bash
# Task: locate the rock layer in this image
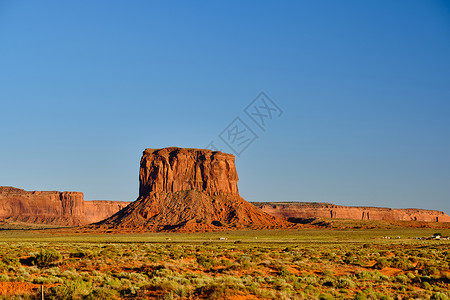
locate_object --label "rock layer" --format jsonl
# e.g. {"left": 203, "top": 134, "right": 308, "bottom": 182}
{"left": 253, "top": 202, "right": 450, "bottom": 223}
{"left": 96, "top": 147, "right": 287, "bottom": 231}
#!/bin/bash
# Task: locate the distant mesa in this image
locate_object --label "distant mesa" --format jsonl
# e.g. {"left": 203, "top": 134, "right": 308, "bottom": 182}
{"left": 253, "top": 202, "right": 450, "bottom": 223}
{"left": 94, "top": 147, "right": 288, "bottom": 232}
{"left": 0, "top": 186, "right": 130, "bottom": 226}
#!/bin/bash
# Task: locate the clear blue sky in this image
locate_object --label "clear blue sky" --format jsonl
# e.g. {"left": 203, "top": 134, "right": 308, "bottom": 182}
{"left": 1, "top": 1, "right": 449, "bottom": 213}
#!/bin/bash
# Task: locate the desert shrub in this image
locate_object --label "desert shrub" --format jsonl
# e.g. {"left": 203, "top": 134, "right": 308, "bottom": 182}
{"left": 422, "top": 266, "right": 440, "bottom": 276}
{"left": 238, "top": 255, "right": 252, "bottom": 264}
{"left": 44, "top": 266, "right": 61, "bottom": 276}
{"left": 195, "top": 283, "right": 228, "bottom": 299}
{"left": 17, "top": 266, "right": 30, "bottom": 279}
{"left": 196, "top": 256, "right": 217, "bottom": 269}
{"left": 392, "top": 257, "right": 413, "bottom": 270}
{"left": 46, "top": 279, "right": 92, "bottom": 300}
{"left": 220, "top": 258, "right": 232, "bottom": 267}
{"left": 336, "top": 277, "right": 356, "bottom": 289}
{"left": 0, "top": 274, "right": 9, "bottom": 281}
{"left": 217, "top": 276, "right": 246, "bottom": 290}
{"left": 377, "top": 274, "right": 391, "bottom": 282}
{"left": 1, "top": 255, "right": 20, "bottom": 267}
{"left": 33, "top": 276, "right": 63, "bottom": 284}
{"left": 102, "top": 275, "right": 122, "bottom": 288}
{"left": 254, "top": 288, "right": 277, "bottom": 299}
{"left": 431, "top": 292, "right": 449, "bottom": 300}
{"left": 422, "top": 281, "right": 432, "bottom": 290}
{"left": 150, "top": 265, "right": 173, "bottom": 278}
{"left": 61, "top": 269, "right": 80, "bottom": 280}
{"left": 31, "top": 249, "right": 62, "bottom": 267}
{"left": 173, "top": 284, "right": 189, "bottom": 298}
{"left": 292, "top": 281, "right": 303, "bottom": 290}
{"left": 99, "top": 246, "right": 119, "bottom": 259}
{"left": 128, "top": 272, "right": 147, "bottom": 283}
{"left": 319, "top": 293, "right": 334, "bottom": 300}
{"left": 406, "top": 272, "right": 416, "bottom": 280}
{"left": 356, "top": 271, "right": 381, "bottom": 280}
{"left": 0, "top": 262, "right": 8, "bottom": 272}
{"left": 85, "top": 287, "right": 120, "bottom": 300}
{"left": 298, "top": 275, "right": 318, "bottom": 285}
{"left": 354, "top": 291, "right": 367, "bottom": 300}
{"left": 113, "top": 271, "right": 147, "bottom": 283}
{"left": 276, "top": 266, "right": 291, "bottom": 277}
{"left": 272, "top": 278, "right": 293, "bottom": 291}
{"left": 373, "top": 258, "right": 389, "bottom": 269}
{"left": 303, "top": 284, "right": 316, "bottom": 295}
{"left": 70, "top": 249, "right": 87, "bottom": 258}
{"left": 395, "top": 274, "right": 409, "bottom": 284}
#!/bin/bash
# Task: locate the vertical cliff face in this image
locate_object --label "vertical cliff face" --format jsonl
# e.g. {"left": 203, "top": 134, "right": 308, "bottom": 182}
{"left": 139, "top": 148, "right": 239, "bottom": 197}
{"left": 97, "top": 147, "right": 287, "bottom": 231}
{"left": 60, "top": 192, "right": 85, "bottom": 218}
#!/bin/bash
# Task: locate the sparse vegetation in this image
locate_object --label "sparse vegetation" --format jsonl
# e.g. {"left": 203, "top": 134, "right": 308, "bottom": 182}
{"left": 0, "top": 228, "right": 448, "bottom": 299}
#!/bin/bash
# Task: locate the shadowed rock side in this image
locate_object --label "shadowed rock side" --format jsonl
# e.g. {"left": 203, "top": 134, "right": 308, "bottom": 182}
{"left": 0, "top": 186, "right": 131, "bottom": 225}
{"left": 253, "top": 202, "right": 450, "bottom": 223}
{"left": 95, "top": 147, "right": 288, "bottom": 232}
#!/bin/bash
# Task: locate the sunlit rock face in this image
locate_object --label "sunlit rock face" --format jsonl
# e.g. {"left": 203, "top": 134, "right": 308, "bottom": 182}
{"left": 0, "top": 186, "right": 85, "bottom": 225}
{"left": 254, "top": 202, "right": 450, "bottom": 222}
{"left": 139, "top": 147, "right": 239, "bottom": 197}
{"left": 0, "top": 186, "right": 131, "bottom": 225}
{"left": 95, "top": 147, "right": 288, "bottom": 232}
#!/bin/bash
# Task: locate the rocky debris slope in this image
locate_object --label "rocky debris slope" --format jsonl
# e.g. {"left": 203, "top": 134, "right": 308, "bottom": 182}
{"left": 0, "top": 186, "right": 130, "bottom": 225}
{"left": 95, "top": 147, "right": 288, "bottom": 231}
{"left": 253, "top": 202, "right": 450, "bottom": 223}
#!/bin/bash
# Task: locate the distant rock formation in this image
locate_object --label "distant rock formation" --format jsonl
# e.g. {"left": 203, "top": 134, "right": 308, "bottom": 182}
{"left": 84, "top": 201, "right": 131, "bottom": 223}
{"left": 0, "top": 186, "right": 130, "bottom": 225}
{"left": 0, "top": 186, "right": 85, "bottom": 225}
{"left": 95, "top": 147, "right": 287, "bottom": 231}
{"left": 253, "top": 202, "right": 450, "bottom": 223}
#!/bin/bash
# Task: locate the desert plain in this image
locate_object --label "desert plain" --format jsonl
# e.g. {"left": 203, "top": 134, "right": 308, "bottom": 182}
{"left": 0, "top": 148, "right": 449, "bottom": 299}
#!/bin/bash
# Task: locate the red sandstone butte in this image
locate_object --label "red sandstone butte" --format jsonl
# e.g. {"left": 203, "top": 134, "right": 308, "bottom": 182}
{"left": 253, "top": 202, "right": 450, "bottom": 223}
{"left": 0, "top": 186, "right": 130, "bottom": 225}
{"left": 95, "top": 147, "right": 288, "bottom": 231}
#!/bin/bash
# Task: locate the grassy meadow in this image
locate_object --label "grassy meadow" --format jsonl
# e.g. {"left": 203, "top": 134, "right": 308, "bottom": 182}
{"left": 0, "top": 226, "right": 449, "bottom": 299}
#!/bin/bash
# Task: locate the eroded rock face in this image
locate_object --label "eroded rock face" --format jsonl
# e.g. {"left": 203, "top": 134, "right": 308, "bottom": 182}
{"left": 0, "top": 186, "right": 131, "bottom": 225}
{"left": 0, "top": 186, "right": 85, "bottom": 225}
{"left": 253, "top": 202, "right": 450, "bottom": 223}
{"left": 97, "top": 147, "right": 287, "bottom": 231}
{"left": 139, "top": 148, "right": 239, "bottom": 196}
